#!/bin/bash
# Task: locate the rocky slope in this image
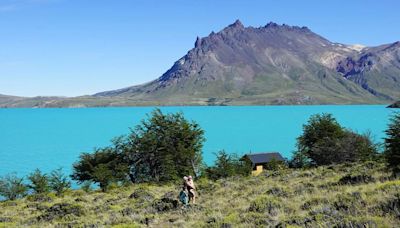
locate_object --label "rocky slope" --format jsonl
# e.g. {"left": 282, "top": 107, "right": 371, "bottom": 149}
{"left": 2, "top": 20, "right": 400, "bottom": 107}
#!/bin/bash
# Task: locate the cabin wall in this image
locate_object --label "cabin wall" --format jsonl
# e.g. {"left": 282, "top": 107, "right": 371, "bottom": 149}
{"left": 252, "top": 165, "right": 263, "bottom": 176}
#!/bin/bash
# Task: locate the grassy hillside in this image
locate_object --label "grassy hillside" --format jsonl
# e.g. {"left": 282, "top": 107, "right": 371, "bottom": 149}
{"left": 1, "top": 162, "right": 399, "bottom": 227}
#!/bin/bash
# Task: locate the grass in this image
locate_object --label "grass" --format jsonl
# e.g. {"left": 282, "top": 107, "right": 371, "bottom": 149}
{"left": 1, "top": 162, "right": 399, "bottom": 227}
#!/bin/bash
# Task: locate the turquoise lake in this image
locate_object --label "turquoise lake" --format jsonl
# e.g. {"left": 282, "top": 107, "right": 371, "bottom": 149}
{"left": 0, "top": 105, "right": 397, "bottom": 179}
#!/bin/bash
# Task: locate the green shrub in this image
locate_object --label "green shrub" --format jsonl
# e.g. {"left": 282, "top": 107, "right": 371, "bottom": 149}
{"left": 205, "top": 151, "right": 252, "bottom": 180}
{"left": 248, "top": 196, "right": 281, "bottom": 216}
{"left": 0, "top": 173, "right": 28, "bottom": 200}
{"left": 49, "top": 168, "right": 71, "bottom": 196}
{"left": 80, "top": 181, "right": 92, "bottom": 193}
{"left": 71, "top": 147, "right": 128, "bottom": 192}
{"left": 27, "top": 169, "right": 50, "bottom": 194}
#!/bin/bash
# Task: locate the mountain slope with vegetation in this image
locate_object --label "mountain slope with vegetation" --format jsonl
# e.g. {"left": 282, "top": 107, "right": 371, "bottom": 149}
{"left": 2, "top": 21, "right": 400, "bottom": 107}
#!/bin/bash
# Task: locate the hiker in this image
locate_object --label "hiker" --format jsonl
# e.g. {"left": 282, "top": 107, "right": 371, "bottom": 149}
{"left": 186, "top": 175, "right": 196, "bottom": 204}
{"left": 179, "top": 176, "right": 189, "bottom": 206}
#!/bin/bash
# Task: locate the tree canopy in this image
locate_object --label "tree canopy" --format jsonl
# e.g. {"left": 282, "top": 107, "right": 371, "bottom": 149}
{"left": 125, "top": 109, "right": 205, "bottom": 183}
{"left": 71, "top": 147, "right": 128, "bottom": 191}
{"left": 71, "top": 109, "right": 205, "bottom": 189}
{"left": 385, "top": 113, "right": 400, "bottom": 175}
{"left": 295, "top": 113, "right": 377, "bottom": 166}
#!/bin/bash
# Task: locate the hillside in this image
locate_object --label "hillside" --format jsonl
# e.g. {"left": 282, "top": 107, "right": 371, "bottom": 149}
{"left": 2, "top": 21, "right": 400, "bottom": 107}
{"left": 1, "top": 162, "right": 399, "bottom": 227}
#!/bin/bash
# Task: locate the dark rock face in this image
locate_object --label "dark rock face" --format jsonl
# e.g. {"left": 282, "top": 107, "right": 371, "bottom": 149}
{"left": 336, "top": 54, "right": 375, "bottom": 77}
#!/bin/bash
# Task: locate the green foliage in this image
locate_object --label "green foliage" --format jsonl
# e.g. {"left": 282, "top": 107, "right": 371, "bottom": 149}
{"left": 384, "top": 112, "right": 400, "bottom": 175}
{"left": 126, "top": 109, "right": 205, "bottom": 182}
{"left": 49, "top": 168, "right": 71, "bottom": 196}
{"left": 248, "top": 196, "right": 281, "bottom": 215}
{"left": 264, "top": 158, "right": 287, "bottom": 171}
{"left": 1, "top": 160, "right": 400, "bottom": 227}
{"left": 205, "top": 151, "right": 252, "bottom": 180}
{"left": 0, "top": 173, "right": 28, "bottom": 200}
{"left": 71, "top": 147, "right": 128, "bottom": 192}
{"left": 80, "top": 181, "right": 92, "bottom": 193}
{"left": 72, "top": 109, "right": 204, "bottom": 188}
{"left": 294, "top": 113, "right": 377, "bottom": 166}
{"left": 27, "top": 169, "right": 50, "bottom": 194}
{"left": 289, "top": 150, "right": 311, "bottom": 168}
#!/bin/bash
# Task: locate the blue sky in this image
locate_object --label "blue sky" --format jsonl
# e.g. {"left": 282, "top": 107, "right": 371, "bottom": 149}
{"left": 0, "top": 0, "right": 399, "bottom": 97}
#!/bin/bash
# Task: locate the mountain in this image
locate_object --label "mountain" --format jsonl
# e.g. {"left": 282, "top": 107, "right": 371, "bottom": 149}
{"left": 94, "top": 20, "right": 400, "bottom": 105}
{"left": 2, "top": 20, "right": 400, "bottom": 107}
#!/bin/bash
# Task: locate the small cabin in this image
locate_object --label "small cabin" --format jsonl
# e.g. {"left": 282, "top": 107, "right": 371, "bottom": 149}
{"left": 243, "top": 152, "right": 285, "bottom": 176}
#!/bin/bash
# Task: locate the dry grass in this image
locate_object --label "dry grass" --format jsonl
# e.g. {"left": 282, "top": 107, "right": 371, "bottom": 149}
{"left": 1, "top": 162, "right": 399, "bottom": 227}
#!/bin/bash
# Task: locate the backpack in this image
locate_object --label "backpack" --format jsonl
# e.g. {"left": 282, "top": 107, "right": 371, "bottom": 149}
{"left": 179, "top": 190, "right": 188, "bottom": 205}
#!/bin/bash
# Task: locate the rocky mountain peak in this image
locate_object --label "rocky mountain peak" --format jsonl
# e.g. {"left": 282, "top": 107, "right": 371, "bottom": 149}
{"left": 229, "top": 19, "right": 244, "bottom": 29}
{"left": 92, "top": 21, "right": 400, "bottom": 106}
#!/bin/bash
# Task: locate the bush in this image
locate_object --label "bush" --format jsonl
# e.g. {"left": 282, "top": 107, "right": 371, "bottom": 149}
{"left": 80, "top": 181, "right": 92, "bottom": 193}
{"left": 27, "top": 169, "right": 50, "bottom": 194}
{"left": 49, "top": 168, "right": 71, "bottom": 196}
{"left": 384, "top": 113, "right": 400, "bottom": 176}
{"left": 294, "top": 113, "right": 377, "bottom": 166}
{"left": 71, "top": 147, "right": 128, "bottom": 192}
{"left": 0, "top": 173, "right": 28, "bottom": 201}
{"left": 248, "top": 196, "right": 281, "bottom": 216}
{"left": 205, "top": 151, "right": 252, "bottom": 180}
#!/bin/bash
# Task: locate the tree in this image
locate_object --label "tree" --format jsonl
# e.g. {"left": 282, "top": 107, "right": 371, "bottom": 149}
{"left": 0, "top": 173, "right": 28, "bottom": 201}
{"left": 384, "top": 113, "right": 400, "bottom": 176}
{"left": 49, "top": 168, "right": 71, "bottom": 196}
{"left": 205, "top": 151, "right": 252, "bottom": 180}
{"left": 27, "top": 169, "right": 50, "bottom": 194}
{"left": 126, "top": 109, "right": 205, "bottom": 183}
{"left": 294, "top": 113, "right": 377, "bottom": 166}
{"left": 297, "top": 113, "right": 345, "bottom": 165}
{"left": 71, "top": 109, "right": 205, "bottom": 186}
{"left": 71, "top": 147, "right": 128, "bottom": 192}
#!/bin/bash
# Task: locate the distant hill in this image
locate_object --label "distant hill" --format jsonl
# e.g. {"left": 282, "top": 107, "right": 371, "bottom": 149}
{"left": 388, "top": 101, "right": 400, "bottom": 108}
{"left": 0, "top": 94, "right": 66, "bottom": 108}
{"left": 2, "top": 20, "right": 400, "bottom": 107}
